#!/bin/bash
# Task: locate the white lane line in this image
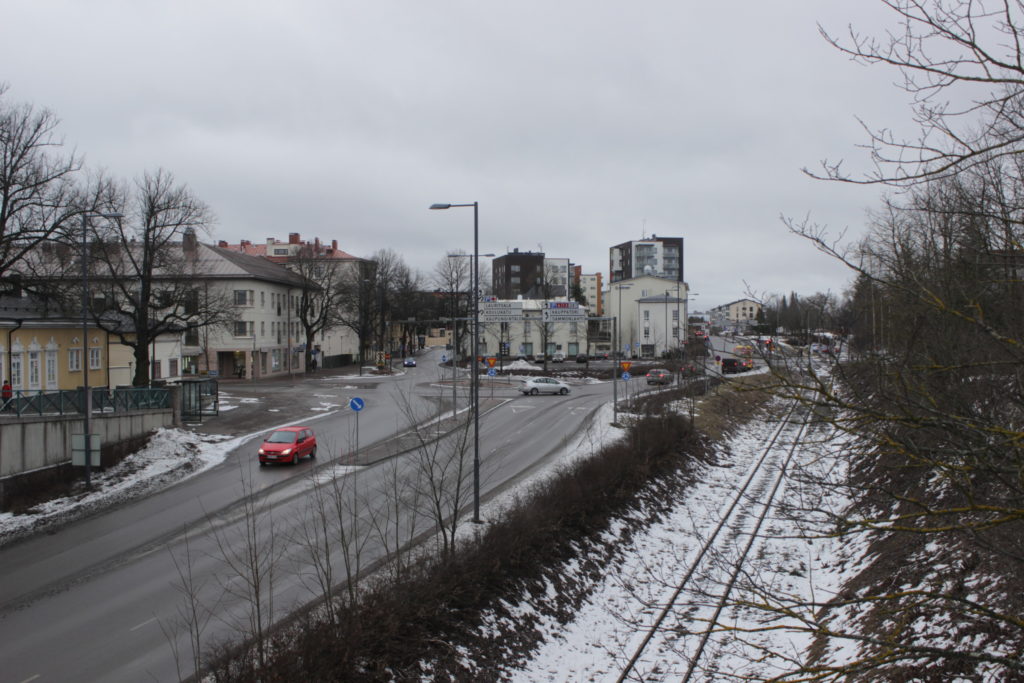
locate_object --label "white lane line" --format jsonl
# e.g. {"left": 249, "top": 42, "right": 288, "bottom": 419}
{"left": 129, "top": 616, "right": 158, "bottom": 632}
{"left": 19, "top": 675, "right": 41, "bottom": 683}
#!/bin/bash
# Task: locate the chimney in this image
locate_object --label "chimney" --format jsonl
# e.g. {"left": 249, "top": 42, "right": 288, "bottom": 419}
{"left": 289, "top": 233, "right": 300, "bottom": 244}
{"left": 314, "top": 237, "right": 321, "bottom": 250}
{"left": 183, "top": 228, "right": 198, "bottom": 254}
{"left": 332, "top": 240, "right": 338, "bottom": 251}
{"left": 241, "top": 239, "right": 251, "bottom": 248}
{"left": 267, "top": 237, "right": 275, "bottom": 245}
{"left": 218, "top": 240, "right": 228, "bottom": 248}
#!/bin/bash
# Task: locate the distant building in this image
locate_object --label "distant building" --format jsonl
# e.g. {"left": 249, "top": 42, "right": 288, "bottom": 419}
{"left": 218, "top": 232, "right": 360, "bottom": 262}
{"left": 492, "top": 250, "right": 571, "bottom": 299}
{"left": 709, "top": 298, "right": 762, "bottom": 333}
{"left": 217, "top": 233, "right": 366, "bottom": 368}
{"left": 573, "top": 267, "right": 603, "bottom": 316}
{"left": 609, "top": 235, "right": 684, "bottom": 284}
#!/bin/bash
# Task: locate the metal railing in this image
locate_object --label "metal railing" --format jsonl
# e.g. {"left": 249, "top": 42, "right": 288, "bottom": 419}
{"left": 0, "top": 387, "right": 171, "bottom": 418}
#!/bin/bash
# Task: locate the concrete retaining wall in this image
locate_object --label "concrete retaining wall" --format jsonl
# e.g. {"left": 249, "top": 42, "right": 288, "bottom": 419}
{"left": 0, "top": 409, "right": 175, "bottom": 479}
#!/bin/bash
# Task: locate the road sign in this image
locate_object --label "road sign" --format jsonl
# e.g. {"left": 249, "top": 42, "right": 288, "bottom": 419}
{"left": 349, "top": 397, "right": 365, "bottom": 412}
{"left": 487, "top": 368, "right": 496, "bottom": 377}
{"left": 542, "top": 309, "right": 586, "bottom": 322}
{"left": 621, "top": 371, "right": 631, "bottom": 381}
{"left": 620, "top": 361, "right": 632, "bottom": 372}
{"left": 480, "top": 300, "right": 524, "bottom": 323}
{"left": 442, "top": 354, "right": 447, "bottom": 363}
{"left": 486, "top": 357, "right": 497, "bottom": 367}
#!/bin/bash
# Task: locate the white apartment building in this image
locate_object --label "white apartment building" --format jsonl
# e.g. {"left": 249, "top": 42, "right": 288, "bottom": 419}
{"left": 605, "top": 275, "right": 690, "bottom": 358}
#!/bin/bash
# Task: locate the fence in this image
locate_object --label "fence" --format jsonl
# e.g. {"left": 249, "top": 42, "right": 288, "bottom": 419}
{"left": 0, "top": 386, "right": 171, "bottom": 418}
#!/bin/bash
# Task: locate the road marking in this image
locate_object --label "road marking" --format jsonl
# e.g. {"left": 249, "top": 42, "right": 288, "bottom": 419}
{"left": 511, "top": 405, "right": 536, "bottom": 413}
{"left": 19, "top": 675, "right": 41, "bottom": 683}
{"left": 129, "top": 616, "right": 158, "bottom": 632}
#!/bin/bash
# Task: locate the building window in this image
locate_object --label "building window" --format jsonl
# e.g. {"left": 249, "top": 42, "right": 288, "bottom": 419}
{"left": 46, "top": 350, "right": 57, "bottom": 389}
{"left": 234, "top": 321, "right": 252, "bottom": 337}
{"left": 169, "top": 358, "right": 179, "bottom": 377}
{"left": 11, "top": 354, "right": 22, "bottom": 389}
{"left": 643, "top": 310, "right": 650, "bottom": 321}
{"left": 151, "top": 358, "right": 162, "bottom": 380}
{"left": 234, "top": 290, "right": 252, "bottom": 306}
{"left": 274, "top": 248, "right": 288, "bottom": 256}
{"left": 261, "top": 321, "right": 266, "bottom": 337}
{"left": 673, "top": 310, "right": 679, "bottom": 320}
{"left": 511, "top": 265, "right": 520, "bottom": 272}
{"left": 644, "top": 328, "right": 650, "bottom": 339}
{"left": 89, "top": 347, "right": 102, "bottom": 370}
{"left": 28, "top": 351, "right": 40, "bottom": 389}
{"left": 69, "top": 348, "right": 82, "bottom": 372}
{"left": 185, "top": 326, "right": 200, "bottom": 346}
{"left": 261, "top": 291, "right": 265, "bottom": 307}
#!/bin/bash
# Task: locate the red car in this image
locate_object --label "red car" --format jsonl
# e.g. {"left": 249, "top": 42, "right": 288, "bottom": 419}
{"left": 258, "top": 426, "right": 317, "bottom": 466}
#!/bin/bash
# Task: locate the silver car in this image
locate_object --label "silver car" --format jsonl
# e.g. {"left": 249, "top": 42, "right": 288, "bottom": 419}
{"left": 520, "top": 377, "right": 570, "bottom": 396}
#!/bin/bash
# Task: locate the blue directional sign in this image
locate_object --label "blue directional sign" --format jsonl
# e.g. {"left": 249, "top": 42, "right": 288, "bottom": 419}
{"left": 487, "top": 368, "right": 496, "bottom": 377}
{"left": 349, "top": 397, "right": 365, "bottom": 412}
{"left": 621, "top": 371, "right": 631, "bottom": 381}
{"left": 441, "top": 354, "right": 447, "bottom": 363}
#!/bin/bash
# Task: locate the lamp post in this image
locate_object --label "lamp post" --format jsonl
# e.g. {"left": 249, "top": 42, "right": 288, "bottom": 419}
{"left": 80, "top": 211, "right": 123, "bottom": 488}
{"left": 431, "top": 202, "right": 483, "bottom": 523}
{"left": 612, "top": 283, "right": 632, "bottom": 425}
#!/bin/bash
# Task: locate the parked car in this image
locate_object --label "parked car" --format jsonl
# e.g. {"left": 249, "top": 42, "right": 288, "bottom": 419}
{"left": 519, "top": 377, "right": 570, "bottom": 396}
{"left": 258, "top": 426, "right": 317, "bottom": 465}
{"left": 646, "top": 368, "right": 673, "bottom": 385}
{"left": 403, "top": 357, "right": 416, "bottom": 367}
{"left": 575, "top": 354, "right": 588, "bottom": 363}
{"left": 551, "top": 352, "right": 566, "bottom": 363}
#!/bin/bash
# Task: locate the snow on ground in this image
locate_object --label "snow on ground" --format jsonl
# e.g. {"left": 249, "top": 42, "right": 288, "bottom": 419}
{"left": 502, "top": 397, "right": 856, "bottom": 681}
{"left": 0, "top": 428, "right": 244, "bottom": 545}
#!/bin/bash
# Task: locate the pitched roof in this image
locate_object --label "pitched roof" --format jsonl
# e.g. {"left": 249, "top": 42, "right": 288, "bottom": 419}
{"left": 197, "top": 244, "right": 310, "bottom": 287}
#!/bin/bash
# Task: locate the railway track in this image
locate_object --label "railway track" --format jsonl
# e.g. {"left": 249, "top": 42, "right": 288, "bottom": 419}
{"left": 616, "top": 396, "right": 813, "bottom": 682}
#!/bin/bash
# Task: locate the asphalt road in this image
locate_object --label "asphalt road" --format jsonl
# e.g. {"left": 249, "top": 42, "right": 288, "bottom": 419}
{"left": 0, "top": 347, "right": 621, "bottom": 683}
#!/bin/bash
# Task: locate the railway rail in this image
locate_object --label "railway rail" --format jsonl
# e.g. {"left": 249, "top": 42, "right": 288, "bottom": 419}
{"left": 616, "top": 396, "right": 814, "bottom": 681}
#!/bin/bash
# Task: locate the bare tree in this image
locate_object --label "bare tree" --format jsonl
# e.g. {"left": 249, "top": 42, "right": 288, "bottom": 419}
{"left": 812, "top": 1, "right": 1024, "bottom": 187}
{"left": 0, "top": 84, "right": 86, "bottom": 292}
{"left": 288, "top": 248, "right": 351, "bottom": 370}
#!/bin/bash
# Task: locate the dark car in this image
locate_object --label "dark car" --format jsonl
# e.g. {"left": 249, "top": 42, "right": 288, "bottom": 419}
{"left": 646, "top": 368, "right": 672, "bottom": 385}
{"left": 575, "top": 354, "right": 588, "bottom": 363}
{"left": 258, "top": 426, "right": 317, "bottom": 465}
{"left": 721, "top": 358, "right": 747, "bottom": 374}
{"left": 403, "top": 357, "right": 416, "bottom": 367}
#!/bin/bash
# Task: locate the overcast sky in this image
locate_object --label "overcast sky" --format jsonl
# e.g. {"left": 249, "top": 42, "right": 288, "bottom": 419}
{"left": 4, "top": 1, "right": 914, "bottom": 308}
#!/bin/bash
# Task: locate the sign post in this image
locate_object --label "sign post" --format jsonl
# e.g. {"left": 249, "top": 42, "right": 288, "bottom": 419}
{"left": 349, "top": 397, "right": 364, "bottom": 463}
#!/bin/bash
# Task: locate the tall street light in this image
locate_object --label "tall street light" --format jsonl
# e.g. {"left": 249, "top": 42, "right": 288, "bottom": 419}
{"left": 444, "top": 251, "right": 494, "bottom": 421}
{"left": 81, "top": 211, "right": 123, "bottom": 488}
{"left": 430, "top": 202, "right": 483, "bottom": 523}
{"left": 612, "top": 283, "right": 632, "bottom": 425}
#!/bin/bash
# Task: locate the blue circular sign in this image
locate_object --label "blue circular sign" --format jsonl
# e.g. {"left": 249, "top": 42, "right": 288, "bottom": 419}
{"left": 349, "top": 397, "right": 365, "bottom": 412}
{"left": 487, "top": 368, "right": 496, "bottom": 376}
{"left": 441, "top": 354, "right": 447, "bottom": 363}
{"left": 621, "top": 371, "right": 631, "bottom": 381}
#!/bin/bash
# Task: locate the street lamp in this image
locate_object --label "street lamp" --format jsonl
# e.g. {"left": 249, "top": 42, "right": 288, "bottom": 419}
{"left": 430, "top": 202, "right": 483, "bottom": 524}
{"left": 445, "top": 252, "right": 495, "bottom": 415}
{"left": 80, "top": 211, "right": 123, "bottom": 488}
{"left": 612, "top": 283, "right": 632, "bottom": 425}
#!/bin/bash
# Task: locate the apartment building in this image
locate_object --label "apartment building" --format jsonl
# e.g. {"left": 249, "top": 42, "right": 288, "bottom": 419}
{"left": 609, "top": 235, "right": 684, "bottom": 284}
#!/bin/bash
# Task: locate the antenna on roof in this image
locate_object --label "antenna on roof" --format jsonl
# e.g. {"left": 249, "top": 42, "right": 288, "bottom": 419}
{"left": 641, "top": 218, "right": 647, "bottom": 239}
